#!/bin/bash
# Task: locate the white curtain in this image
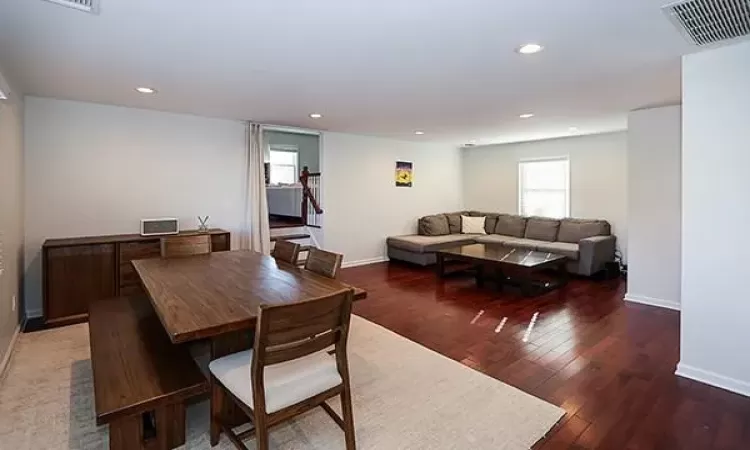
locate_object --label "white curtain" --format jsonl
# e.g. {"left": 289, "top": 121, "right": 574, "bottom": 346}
{"left": 241, "top": 122, "right": 271, "bottom": 254}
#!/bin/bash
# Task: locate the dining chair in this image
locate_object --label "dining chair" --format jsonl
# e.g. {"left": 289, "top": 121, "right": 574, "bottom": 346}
{"left": 208, "top": 288, "right": 357, "bottom": 450}
{"left": 160, "top": 234, "right": 212, "bottom": 258}
{"left": 271, "top": 239, "right": 301, "bottom": 266}
{"left": 304, "top": 247, "right": 344, "bottom": 279}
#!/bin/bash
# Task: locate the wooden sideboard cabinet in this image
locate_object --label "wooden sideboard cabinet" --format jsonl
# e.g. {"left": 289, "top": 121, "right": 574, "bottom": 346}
{"left": 42, "top": 229, "right": 230, "bottom": 328}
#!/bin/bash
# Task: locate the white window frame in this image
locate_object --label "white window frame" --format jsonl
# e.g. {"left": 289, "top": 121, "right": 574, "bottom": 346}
{"left": 268, "top": 145, "right": 299, "bottom": 185}
{"left": 517, "top": 156, "right": 571, "bottom": 218}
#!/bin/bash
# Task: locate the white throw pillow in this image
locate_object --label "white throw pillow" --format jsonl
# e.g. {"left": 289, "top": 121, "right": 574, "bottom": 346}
{"left": 461, "top": 215, "right": 487, "bottom": 234}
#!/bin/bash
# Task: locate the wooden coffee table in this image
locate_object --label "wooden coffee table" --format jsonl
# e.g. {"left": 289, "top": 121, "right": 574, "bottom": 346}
{"left": 436, "top": 243, "right": 568, "bottom": 296}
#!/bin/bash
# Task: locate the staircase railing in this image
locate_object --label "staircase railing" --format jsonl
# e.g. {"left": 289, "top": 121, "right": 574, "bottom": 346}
{"left": 300, "top": 166, "right": 322, "bottom": 228}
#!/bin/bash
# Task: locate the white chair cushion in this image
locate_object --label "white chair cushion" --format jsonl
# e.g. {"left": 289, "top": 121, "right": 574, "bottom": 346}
{"left": 208, "top": 349, "right": 342, "bottom": 414}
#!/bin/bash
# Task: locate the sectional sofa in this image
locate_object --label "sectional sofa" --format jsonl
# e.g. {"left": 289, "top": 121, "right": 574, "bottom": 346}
{"left": 387, "top": 212, "right": 616, "bottom": 276}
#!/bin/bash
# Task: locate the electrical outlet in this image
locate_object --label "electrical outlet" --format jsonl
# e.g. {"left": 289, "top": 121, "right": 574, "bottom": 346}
{"left": 11, "top": 295, "right": 16, "bottom": 312}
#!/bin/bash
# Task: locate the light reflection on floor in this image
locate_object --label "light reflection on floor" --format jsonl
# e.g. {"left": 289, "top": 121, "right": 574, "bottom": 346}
{"left": 522, "top": 312, "right": 540, "bottom": 342}
{"left": 494, "top": 317, "right": 508, "bottom": 333}
{"left": 470, "top": 309, "right": 485, "bottom": 325}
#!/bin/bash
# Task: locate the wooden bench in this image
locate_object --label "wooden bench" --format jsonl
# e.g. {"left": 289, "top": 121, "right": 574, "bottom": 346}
{"left": 89, "top": 296, "right": 208, "bottom": 450}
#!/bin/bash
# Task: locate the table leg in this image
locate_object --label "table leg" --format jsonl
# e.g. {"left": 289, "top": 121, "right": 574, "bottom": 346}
{"left": 495, "top": 267, "right": 505, "bottom": 292}
{"left": 436, "top": 253, "right": 446, "bottom": 278}
{"left": 520, "top": 271, "right": 535, "bottom": 297}
{"left": 558, "top": 261, "right": 570, "bottom": 288}
{"left": 210, "top": 330, "right": 254, "bottom": 429}
{"left": 475, "top": 264, "right": 485, "bottom": 288}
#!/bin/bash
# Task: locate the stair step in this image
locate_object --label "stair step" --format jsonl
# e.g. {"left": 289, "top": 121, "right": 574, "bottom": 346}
{"left": 269, "top": 215, "right": 305, "bottom": 229}
{"left": 270, "top": 233, "right": 310, "bottom": 242}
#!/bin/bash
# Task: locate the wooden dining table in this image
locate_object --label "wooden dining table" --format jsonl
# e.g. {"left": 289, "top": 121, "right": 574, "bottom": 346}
{"left": 133, "top": 249, "right": 366, "bottom": 346}
{"left": 132, "top": 249, "right": 367, "bottom": 427}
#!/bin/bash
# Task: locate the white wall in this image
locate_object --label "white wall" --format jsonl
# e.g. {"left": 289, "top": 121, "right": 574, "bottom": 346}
{"left": 624, "top": 105, "right": 682, "bottom": 311}
{"left": 678, "top": 41, "right": 750, "bottom": 396}
{"left": 24, "top": 97, "right": 247, "bottom": 317}
{"left": 461, "top": 132, "right": 628, "bottom": 259}
{"left": 0, "top": 68, "right": 24, "bottom": 367}
{"left": 321, "top": 133, "right": 463, "bottom": 266}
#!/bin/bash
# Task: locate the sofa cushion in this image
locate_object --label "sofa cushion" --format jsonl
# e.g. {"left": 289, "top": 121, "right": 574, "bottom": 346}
{"left": 494, "top": 214, "right": 527, "bottom": 237}
{"left": 476, "top": 234, "right": 523, "bottom": 247}
{"left": 387, "top": 234, "right": 481, "bottom": 253}
{"left": 418, "top": 215, "right": 450, "bottom": 236}
{"left": 524, "top": 217, "right": 561, "bottom": 242}
{"left": 557, "top": 219, "right": 610, "bottom": 244}
{"left": 483, "top": 213, "right": 500, "bottom": 234}
{"left": 506, "top": 238, "right": 541, "bottom": 251}
{"left": 444, "top": 212, "right": 466, "bottom": 234}
{"left": 474, "top": 234, "right": 520, "bottom": 246}
{"left": 534, "top": 241, "right": 580, "bottom": 261}
{"left": 461, "top": 215, "right": 487, "bottom": 234}
{"left": 476, "top": 234, "right": 540, "bottom": 251}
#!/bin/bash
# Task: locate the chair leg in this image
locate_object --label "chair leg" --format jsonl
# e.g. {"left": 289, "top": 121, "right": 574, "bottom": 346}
{"left": 210, "top": 375, "right": 223, "bottom": 446}
{"left": 254, "top": 410, "right": 270, "bottom": 450}
{"left": 340, "top": 383, "right": 356, "bottom": 450}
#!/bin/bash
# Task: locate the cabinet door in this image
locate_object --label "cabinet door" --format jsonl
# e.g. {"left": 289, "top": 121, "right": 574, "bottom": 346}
{"left": 211, "top": 233, "right": 230, "bottom": 252}
{"left": 45, "top": 244, "right": 116, "bottom": 323}
{"left": 119, "top": 240, "right": 160, "bottom": 263}
{"left": 118, "top": 240, "right": 160, "bottom": 295}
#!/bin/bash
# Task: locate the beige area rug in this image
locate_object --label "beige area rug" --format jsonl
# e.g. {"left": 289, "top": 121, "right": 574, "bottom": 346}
{"left": 0, "top": 315, "right": 563, "bottom": 449}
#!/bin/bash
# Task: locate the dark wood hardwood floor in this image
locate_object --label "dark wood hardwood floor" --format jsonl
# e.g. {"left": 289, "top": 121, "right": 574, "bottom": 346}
{"left": 340, "top": 261, "right": 750, "bottom": 450}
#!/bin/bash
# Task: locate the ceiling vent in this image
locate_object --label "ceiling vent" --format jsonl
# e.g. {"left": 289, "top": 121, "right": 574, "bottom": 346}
{"left": 42, "top": 0, "right": 100, "bottom": 14}
{"left": 663, "top": 0, "right": 750, "bottom": 46}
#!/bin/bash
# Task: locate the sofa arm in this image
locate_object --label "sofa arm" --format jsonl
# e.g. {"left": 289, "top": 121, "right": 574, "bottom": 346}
{"left": 578, "top": 235, "right": 616, "bottom": 276}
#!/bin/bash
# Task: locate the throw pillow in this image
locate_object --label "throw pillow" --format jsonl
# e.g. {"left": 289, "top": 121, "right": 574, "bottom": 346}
{"left": 418, "top": 215, "right": 450, "bottom": 236}
{"left": 461, "top": 215, "right": 487, "bottom": 234}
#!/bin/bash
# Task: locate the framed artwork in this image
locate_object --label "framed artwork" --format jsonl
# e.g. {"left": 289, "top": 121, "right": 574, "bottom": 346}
{"left": 395, "top": 161, "right": 413, "bottom": 187}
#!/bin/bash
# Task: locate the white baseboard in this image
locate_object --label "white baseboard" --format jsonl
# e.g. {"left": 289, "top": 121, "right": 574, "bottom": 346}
{"left": 624, "top": 293, "right": 680, "bottom": 311}
{"left": 676, "top": 362, "right": 750, "bottom": 397}
{"left": 342, "top": 256, "right": 389, "bottom": 269}
{"left": 0, "top": 324, "right": 21, "bottom": 383}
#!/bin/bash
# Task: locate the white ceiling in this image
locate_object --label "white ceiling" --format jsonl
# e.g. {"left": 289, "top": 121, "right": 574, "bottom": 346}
{"left": 0, "top": 0, "right": 693, "bottom": 145}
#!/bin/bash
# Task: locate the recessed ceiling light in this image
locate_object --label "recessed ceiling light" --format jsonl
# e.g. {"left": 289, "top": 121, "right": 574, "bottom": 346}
{"left": 569, "top": 127, "right": 579, "bottom": 133}
{"left": 519, "top": 113, "right": 534, "bottom": 119}
{"left": 469, "top": 139, "right": 477, "bottom": 144}
{"left": 309, "top": 113, "right": 323, "bottom": 119}
{"left": 415, "top": 131, "right": 425, "bottom": 135}
{"left": 517, "top": 43, "right": 544, "bottom": 55}
{"left": 135, "top": 87, "right": 156, "bottom": 94}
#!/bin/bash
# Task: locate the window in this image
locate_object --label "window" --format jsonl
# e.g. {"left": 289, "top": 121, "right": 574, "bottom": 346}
{"left": 518, "top": 157, "right": 570, "bottom": 218}
{"left": 269, "top": 149, "right": 299, "bottom": 185}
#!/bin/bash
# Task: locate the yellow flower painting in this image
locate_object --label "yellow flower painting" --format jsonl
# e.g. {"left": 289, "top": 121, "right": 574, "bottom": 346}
{"left": 395, "top": 161, "right": 413, "bottom": 187}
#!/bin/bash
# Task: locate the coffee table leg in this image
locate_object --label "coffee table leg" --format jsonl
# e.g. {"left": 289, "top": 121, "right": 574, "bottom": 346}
{"left": 520, "top": 272, "right": 535, "bottom": 297}
{"left": 475, "top": 264, "right": 485, "bottom": 288}
{"left": 436, "top": 253, "right": 446, "bottom": 278}
{"left": 495, "top": 267, "right": 505, "bottom": 292}
{"left": 559, "top": 261, "right": 569, "bottom": 288}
